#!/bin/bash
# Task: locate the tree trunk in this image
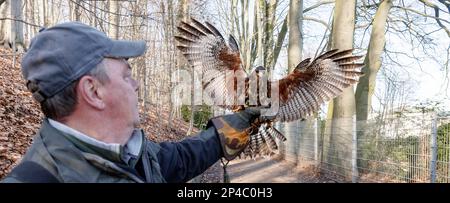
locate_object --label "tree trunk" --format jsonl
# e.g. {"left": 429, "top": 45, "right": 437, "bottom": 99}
{"left": 256, "top": 0, "right": 265, "bottom": 67}
{"left": 176, "top": 0, "right": 195, "bottom": 136}
{"left": 329, "top": 0, "right": 357, "bottom": 181}
{"left": 288, "top": 0, "right": 303, "bottom": 72}
{"left": 92, "top": 0, "right": 98, "bottom": 27}
{"left": 108, "top": 0, "right": 119, "bottom": 39}
{"left": 0, "top": 0, "right": 25, "bottom": 52}
{"left": 0, "top": 0, "right": 12, "bottom": 47}
{"left": 50, "top": 0, "right": 59, "bottom": 26}
{"left": 74, "top": 0, "right": 81, "bottom": 21}
{"left": 241, "top": 0, "right": 251, "bottom": 73}
{"left": 355, "top": 0, "right": 392, "bottom": 122}
{"left": 41, "top": 0, "right": 47, "bottom": 26}
{"left": 10, "top": 0, "right": 23, "bottom": 52}
{"left": 263, "top": 0, "right": 278, "bottom": 71}
{"left": 167, "top": 0, "right": 174, "bottom": 128}
{"left": 354, "top": 0, "right": 392, "bottom": 173}
{"left": 283, "top": 0, "right": 304, "bottom": 164}
{"left": 322, "top": 19, "right": 334, "bottom": 167}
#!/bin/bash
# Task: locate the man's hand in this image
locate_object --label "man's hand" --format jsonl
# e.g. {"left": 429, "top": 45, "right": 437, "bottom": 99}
{"left": 208, "top": 107, "right": 263, "bottom": 161}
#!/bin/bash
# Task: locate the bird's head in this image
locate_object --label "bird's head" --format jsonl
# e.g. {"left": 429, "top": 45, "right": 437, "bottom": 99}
{"left": 254, "top": 66, "right": 266, "bottom": 72}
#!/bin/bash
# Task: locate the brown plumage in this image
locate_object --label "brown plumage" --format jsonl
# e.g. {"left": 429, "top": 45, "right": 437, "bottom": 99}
{"left": 175, "top": 18, "right": 364, "bottom": 158}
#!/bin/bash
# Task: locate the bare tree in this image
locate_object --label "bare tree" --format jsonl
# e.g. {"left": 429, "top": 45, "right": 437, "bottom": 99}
{"left": 287, "top": 0, "right": 303, "bottom": 72}
{"left": 354, "top": 0, "right": 450, "bottom": 120}
{"left": 326, "top": 0, "right": 357, "bottom": 181}
{"left": 282, "top": 0, "right": 303, "bottom": 164}
{"left": 355, "top": 0, "right": 393, "bottom": 122}
{"left": 108, "top": 0, "right": 119, "bottom": 39}
{"left": 74, "top": 0, "right": 81, "bottom": 21}
{"left": 354, "top": 0, "right": 393, "bottom": 176}
{"left": 0, "top": 0, "right": 25, "bottom": 52}
{"left": 262, "top": 0, "right": 278, "bottom": 71}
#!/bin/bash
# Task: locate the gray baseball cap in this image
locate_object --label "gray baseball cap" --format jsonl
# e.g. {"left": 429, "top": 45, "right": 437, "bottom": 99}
{"left": 22, "top": 21, "right": 146, "bottom": 102}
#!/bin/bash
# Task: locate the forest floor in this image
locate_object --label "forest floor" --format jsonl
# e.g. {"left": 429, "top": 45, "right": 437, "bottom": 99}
{"left": 227, "top": 155, "right": 335, "bottom": 183}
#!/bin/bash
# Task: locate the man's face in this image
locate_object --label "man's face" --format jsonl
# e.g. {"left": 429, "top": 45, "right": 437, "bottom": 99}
{"left": 101, "top": 58, "right": 140, "bottom": 127}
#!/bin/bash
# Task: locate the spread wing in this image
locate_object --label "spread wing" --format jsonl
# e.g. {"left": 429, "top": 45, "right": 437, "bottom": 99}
{"left": 274, "top": 49, "right": 364, "bottom": 122}
{"left": 175, "top": 19, "right": 247, "bottom": 108}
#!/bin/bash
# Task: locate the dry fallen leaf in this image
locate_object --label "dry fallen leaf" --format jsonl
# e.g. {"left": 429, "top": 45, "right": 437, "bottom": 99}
{"left": 0, "top": 146, "right": 6, "bottom": 154}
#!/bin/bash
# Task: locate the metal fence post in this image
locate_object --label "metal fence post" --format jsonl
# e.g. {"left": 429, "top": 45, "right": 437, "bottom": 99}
{"left": 314, "top": 118, "right": 319, "bottom": 166}
{"left": 430, "top": 116, "right": 438, "bottom": 183}
{"left": 352, "top": 116, "right": 358, "bottom": 183}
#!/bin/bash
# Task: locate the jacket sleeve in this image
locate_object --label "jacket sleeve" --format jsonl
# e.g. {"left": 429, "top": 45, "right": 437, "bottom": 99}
{"left": 155, "top": 126, "right": 224, "bottom": 183}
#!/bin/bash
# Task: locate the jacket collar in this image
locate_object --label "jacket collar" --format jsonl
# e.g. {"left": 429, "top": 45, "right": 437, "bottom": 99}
{"left": 37, "top": 118, "right": 146, "bottom": 182}
{"left": 48, "top": 118, "right": 144, "bottom": 166}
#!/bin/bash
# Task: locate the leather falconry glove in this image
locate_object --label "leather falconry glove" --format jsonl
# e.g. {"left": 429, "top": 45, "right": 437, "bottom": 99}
{"left": 208, "top": 107, "right": 274, "bottom": 161}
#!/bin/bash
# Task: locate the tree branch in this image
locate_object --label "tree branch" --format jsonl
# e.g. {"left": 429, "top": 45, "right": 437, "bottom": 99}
{"left": 0, "top": 17, "right": 42, "bottom": 28}
{"left": 418, "top": 0, "right": 450, "bottom": 37}
{"left": 69, "top": 0, "right": 157, "bottom": 23}
{"left": 303, "top": 16, "right": 331, "bottom": 31}
{"left": 68, "top": 0, "right": 151, "bottom": 28}
{"left": 304, "top": 0, "right": 335, "bottom": 14}
{"left": 272, "top": 15, "right": 288, "bottom": 68}
{"left": 438, "top": 0, "right": 450, "bottom": 13}
{"left": 392, "top": 6, "right": 450, "bottom": 24}
{"left": 419, "top": 0, "right": 449, "bottom": 13}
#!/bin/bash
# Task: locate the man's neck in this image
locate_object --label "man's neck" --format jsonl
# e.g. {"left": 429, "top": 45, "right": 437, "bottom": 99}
{"left": 58, "top": 114, "right": 134, "bottom": 145}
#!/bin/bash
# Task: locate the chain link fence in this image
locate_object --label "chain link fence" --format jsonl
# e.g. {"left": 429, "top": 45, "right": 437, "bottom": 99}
{"left": 277, "top": 114, "right": 450, "bottom": 183}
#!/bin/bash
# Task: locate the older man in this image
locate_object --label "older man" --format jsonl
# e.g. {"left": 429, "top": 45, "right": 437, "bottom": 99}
{"left": 1, "top": 22, "right": 259, "bottom": 183}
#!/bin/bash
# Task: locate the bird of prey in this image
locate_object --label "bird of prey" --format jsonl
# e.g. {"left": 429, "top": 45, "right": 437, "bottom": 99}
{"left": 174, "top": 18, "right": 364, "bottom": 158}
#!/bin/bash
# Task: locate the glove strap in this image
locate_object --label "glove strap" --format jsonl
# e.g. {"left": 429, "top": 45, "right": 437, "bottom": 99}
{"left": 221, "top": 158, "right": 230, "bottom": 183}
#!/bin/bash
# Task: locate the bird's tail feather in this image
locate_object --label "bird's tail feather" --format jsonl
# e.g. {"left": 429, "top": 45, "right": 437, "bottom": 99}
{"left": 239, "top": 122, "right": 286, "bottom": 159}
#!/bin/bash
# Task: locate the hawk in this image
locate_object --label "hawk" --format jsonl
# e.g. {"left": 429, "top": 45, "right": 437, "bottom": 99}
{"left": 175, "top": 18, "right": 364, "bottom": 158}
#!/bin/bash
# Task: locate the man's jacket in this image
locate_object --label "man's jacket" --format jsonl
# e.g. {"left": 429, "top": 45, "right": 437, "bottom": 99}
{"left": 1, "top": 119, "right": 223, "bottom": 183}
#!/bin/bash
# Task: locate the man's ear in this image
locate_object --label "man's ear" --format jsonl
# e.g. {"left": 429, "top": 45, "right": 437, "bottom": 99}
{"left": 77, "top": 76, "right": 105, "bottom": 110}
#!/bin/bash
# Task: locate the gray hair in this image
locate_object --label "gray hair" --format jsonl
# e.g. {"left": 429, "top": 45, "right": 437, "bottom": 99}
{"left": 40, "top": 60, "right": 110, "bottom": 120}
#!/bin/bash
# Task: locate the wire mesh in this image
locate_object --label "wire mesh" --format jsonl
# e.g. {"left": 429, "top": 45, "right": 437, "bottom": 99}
{"left": 277, "top": 115, "right": 450, "bottom": 183}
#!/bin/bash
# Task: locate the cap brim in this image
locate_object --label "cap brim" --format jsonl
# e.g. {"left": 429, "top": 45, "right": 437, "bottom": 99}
{"left": 106, "top": 40, "right": 146, "bottom": 59}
